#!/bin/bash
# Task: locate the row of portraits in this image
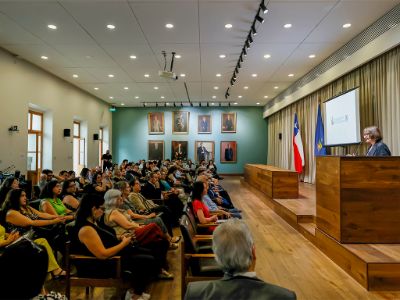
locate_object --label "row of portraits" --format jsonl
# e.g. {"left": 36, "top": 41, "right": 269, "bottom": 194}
{"left": 148, "top": 140, "right": 237, "bottom": 163}
{"left": 149, "top": 111, "right": 237, "bottom": 134}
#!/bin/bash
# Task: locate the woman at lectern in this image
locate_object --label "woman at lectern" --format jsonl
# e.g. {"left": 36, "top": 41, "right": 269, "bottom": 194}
{"left": 363, "top": 126, "right": 391, "bottom": 156}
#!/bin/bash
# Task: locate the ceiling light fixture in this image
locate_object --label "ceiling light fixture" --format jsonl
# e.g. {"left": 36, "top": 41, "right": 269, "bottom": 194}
{"left": 165, "top": 23, "right": 174, "bottom": 29}
{"left": 251, "top": 23, "right": 257, "bottom": 36}
{"left": 288, "top": 73, "right": 294, "bottom": 77}
{"left": 248, "top": 34, "right": 253, "bottom": 44}
{"left": 108, "top": 74, "right": 114, "bottom": 78}
{"left": 121, "top": 103, "right": 125, "bottom": 106}
{"left": 212, "top": 96, "right": 216, "bottom": 99}
{"left": 252, "top": 74, "right": 257, "bottom": 77}
{"left": 94, "top": 87, "right": 99, "bottom": 90}
{"left": 243, "top": 48, "right": 247, "bottom": 56}
{"left": 264, "top": 95, "right": 269, "bottom": 98}
{"left": 175, "top": 55, "right": 181, "bottom": 59}
{"left": 260, "top": 1, "right": 268, "bottom": 14}
{"left": 216, "top": 73, "right": 221, "bottom": 77}
{"left": 109, "top": 96, "right": 114, "bottom": 99}
{"left": 309, "top": 54, "right": 316, "bottom": 58}
{"left": 124, "top": 87, "right": 129, "bottom": 90}
{"left": 130, "top": 55, "right": 137, "bottom": 59}
{"left": 264, "top": 54, "right": 271, "bottom": 59}
{"left": 72, "top": 74, "right": 79, "bottom": 78}
{"left": 154, "top": 86, "right": 159, "bottom": 90}
{"left": 233, "top": 102, "right": 238, "bottom": 105}
{"left": 245, "top": 40, "right": 250, "bottom": 49}
{"left": 41, "top": 56, "right": 48, "bottom": 60}
{"left": 214, "top": 86, "right": 219, "bottom": 90}
{"left": 161, "top": 96, "right": 165, "bottom": 99}
{"left": 274, "top": 86, "right": 279, "bottom": 89}
{"left": 343, "top": 23, "right": 352, "bottom": 28}
{"left": 144, "top": 74, "right": 150, "bottom": 78}
{"left": 256, "top": 14, "right": 264, "bottom": 24}
{"left": 47, "top": 24, "right": 57, "bottom": 30}
{"left": 106, "top": 24, "right": 116, "bottom": 30}
{"left": 244, "top": 86, "right": 249, "bottom": 90}
{"left": 256, "top": 102, "right": 260, "bottom": 105}
{"left": 283, "top": 23, "right": 292, "bottom": 28}
{"left": 135, "top": 96, "right": 139, "bottom": 99}
{"left": 219, "top": 54, "right": 226, "bottom": 58}
{"left": 225, "top": 24, "right": 233, "bottom": 29}
{"left": 180, "top": 73, "right": 186, "bottom": 77}
{"left": 238, "top": 95, "right": 242, "bottom": 98}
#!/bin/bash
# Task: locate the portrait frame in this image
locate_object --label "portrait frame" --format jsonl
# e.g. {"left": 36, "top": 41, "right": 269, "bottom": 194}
{"left": 148, "top": 112, "right": 164, "bottom": 135}
{"left": 172, "top": 111, "right": 190, "bottom": 134}
{"left": 198, "top": 114, "right": 212, "bottom": 134}
{"left": 220, "top": 141, "right": 237, "bottom": 163}
{"left": 221, "top": 112, "right": 237, "bottom": 133}
{"left": 148, "top": 140, "right": 164, "bottom": 161}
{"left": 195, "top": 141, "right": 215, "bottom": 163}
{"left": 171, "top": 141, "right": 188, "bottom": 160}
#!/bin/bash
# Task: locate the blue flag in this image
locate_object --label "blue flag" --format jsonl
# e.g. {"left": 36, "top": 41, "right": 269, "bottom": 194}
{"left": 315, "top": 104, "right": 327, "bottom": 156}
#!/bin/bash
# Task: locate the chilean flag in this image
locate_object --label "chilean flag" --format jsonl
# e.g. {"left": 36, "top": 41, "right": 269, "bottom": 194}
{"left": 293, "top": 113, "right": 305, "bottom": 173}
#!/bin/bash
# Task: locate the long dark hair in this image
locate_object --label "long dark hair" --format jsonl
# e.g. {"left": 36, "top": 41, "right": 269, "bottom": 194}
{"left": 61, "top": 179, "right": 76, "bottom": 197}
{"left": 2, "top": 188, "right": 25, "bottom": 212}
{"left": 0, "top": 176, "right": 17, "bottom": 205}
{"left": 75, "top": 193, "right": 104, "bottom": 227}
{"left": 39, "top": 180, "right": 59, "bottom": 199}
{"left": 80, "top": 167, "right": 90, "bottom": 178}
{"left": 192, "top": 181, "right": 205, "bottom": 201}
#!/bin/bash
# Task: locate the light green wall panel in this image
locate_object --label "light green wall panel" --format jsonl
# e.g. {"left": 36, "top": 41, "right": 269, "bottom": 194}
{"left": 112, "top": 106, "right": 267, "bottom": 174}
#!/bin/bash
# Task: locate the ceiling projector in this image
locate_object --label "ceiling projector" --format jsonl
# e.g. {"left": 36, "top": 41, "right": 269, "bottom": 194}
{"left": 158, "top": 70, "right": 178, "bottom": 80}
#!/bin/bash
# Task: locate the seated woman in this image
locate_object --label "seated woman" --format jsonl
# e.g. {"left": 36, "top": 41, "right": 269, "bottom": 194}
{"left": 40, "top": 181, "right": 74, "bottom": 221}
{"left": 91, "top": 172, "right": 112, "bottom": 197}
{"left": 159, "top": 171, "right": 187, "bottom": 203}
{"left": 0, "top": 176, "right": 19, "bottom": 206}
{"left": 115, "top": 181, "right": 180, "bottom": 248}
{"left": 1, "top": 189, "right": 67, "bottom": 278}
{"left": 191, "top": 181, "right": 218, "bottom": 232}
{"left": 61, "top": 179, "right": 80, "bottom": 212}
{"left": 79, "top": 168, "right": 91, "bottom": 190}
{"left": 102, "top": 189, "right": 173, "bottom": 279}
{"left": 73, "top": 193, "right": 158, "bottom": 300}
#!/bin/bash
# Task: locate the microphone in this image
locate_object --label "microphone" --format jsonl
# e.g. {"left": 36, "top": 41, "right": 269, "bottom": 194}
{"left": 354, "top": 141, "right": 363, "bottom": 156}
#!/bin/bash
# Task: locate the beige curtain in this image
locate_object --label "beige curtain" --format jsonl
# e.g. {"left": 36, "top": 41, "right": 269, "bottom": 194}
{"left": 267, "top": 46, "right": 400, "bottom": 184}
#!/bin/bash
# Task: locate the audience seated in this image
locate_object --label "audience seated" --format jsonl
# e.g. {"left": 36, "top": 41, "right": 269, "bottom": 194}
{"left": 40, "top": 181, "right": 74, "bottom": 221}
{"left": 191, "top": 182, "right": 218, "bottom": 232}
{"left": 60, "top": 179, "right": 80, "bottom": 212}
{"left": 72, "top": 193, "right": 158, "bottom": 300}
{"left": 0, "top": 176, "right": 19, "bottom": 206}
{"left": 102, "top": 189, "right": 174, "bottom": 279}
{"left": 78, "top": 168, "right": 91, "bottom": 190}
{"left": 184, "top": 219, "right": 296, "bottom": 300}
{"left": 90, "top": 171, "right": 112, "bottom": 197}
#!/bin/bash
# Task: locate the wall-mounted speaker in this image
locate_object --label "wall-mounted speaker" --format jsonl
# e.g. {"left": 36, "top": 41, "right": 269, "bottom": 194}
{"left": 93, "top": 133, "right": 99, "bottom": 141}
{"left": 63, "top": 128, "right": 71, "bottom": 137}
{"left": 278, "top": 133, "right": 282, "bottom": 140}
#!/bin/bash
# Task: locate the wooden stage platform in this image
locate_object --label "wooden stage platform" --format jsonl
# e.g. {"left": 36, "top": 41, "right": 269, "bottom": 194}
{"left": 241, "top": 179, "right": 400, "bottom": 291}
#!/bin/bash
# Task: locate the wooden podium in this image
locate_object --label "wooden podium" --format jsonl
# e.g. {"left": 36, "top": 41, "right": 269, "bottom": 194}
{"left": 244, "top": 164, "right": 299, "bottom": 199}
{"left": 316, "top": 156, "right": 400, "bottom": 243}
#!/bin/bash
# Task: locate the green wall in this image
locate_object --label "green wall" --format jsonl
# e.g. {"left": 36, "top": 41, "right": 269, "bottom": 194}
{"left": 112, "top": 106, "right": 267, "bottom": 174}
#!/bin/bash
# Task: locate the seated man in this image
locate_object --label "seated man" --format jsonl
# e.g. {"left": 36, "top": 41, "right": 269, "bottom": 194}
{"left": 185, "top": 219, "right": 296, "bottom": 300}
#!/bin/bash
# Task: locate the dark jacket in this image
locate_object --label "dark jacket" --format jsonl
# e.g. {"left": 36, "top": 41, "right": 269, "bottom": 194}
{"left": 185, "top": 274, "right": 296, "bottom": 300}
{"left": 366, "top": 140, "right": 391, "bottom": 156}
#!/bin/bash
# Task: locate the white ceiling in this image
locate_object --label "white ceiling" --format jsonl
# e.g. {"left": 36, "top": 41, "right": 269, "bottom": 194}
{"left": 0, "top": 0, "right": 398, "bottom": 107}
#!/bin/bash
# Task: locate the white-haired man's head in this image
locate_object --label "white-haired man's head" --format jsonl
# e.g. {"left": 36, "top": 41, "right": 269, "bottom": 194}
{"left": 212, "top": 218, "right": 255, "bottom": 274}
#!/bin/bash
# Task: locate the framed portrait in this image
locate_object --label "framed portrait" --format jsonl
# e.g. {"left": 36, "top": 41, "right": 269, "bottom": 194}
{"left": 148, "top": 140, "right": 164, "bottom": 161}
{"left": 148, "top": 112, "right": 164, "bottom": 135}
{"left": 221, "top": 112, "right": 237, "bottom": 133}
{"left": 198, "top": 114, "right": 212, "bottom": 134}
{"left": 172, "top": 111, "right": 189, "bottom": 134}
{"left": 171, "top": 141, "right": 188, "bottom": 160}
{"left": 195, "top": 141, "right": 215, "bottom": 163}
{"left": 220, "top": 141, "right": 237, "bottom": 163}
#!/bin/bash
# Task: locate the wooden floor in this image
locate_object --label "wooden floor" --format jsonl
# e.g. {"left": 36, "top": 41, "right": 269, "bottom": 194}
{"left": 49, "top": 177, "right": 400, "bottom": 299}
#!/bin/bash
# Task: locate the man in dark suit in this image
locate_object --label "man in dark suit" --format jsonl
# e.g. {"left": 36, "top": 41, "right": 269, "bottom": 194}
{"left": 197, "top": 142, "right": 209, "bottom": 162}
{"left": 224, "top": 143, "right": 234, "bottom": 161}
{"left": 184, "top": 219, "right": 296, "bottom": 300}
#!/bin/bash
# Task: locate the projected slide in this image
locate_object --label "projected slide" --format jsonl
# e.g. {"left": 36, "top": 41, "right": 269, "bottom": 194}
{"left": 324, "top": 89, "right": 361, "bottom": 146}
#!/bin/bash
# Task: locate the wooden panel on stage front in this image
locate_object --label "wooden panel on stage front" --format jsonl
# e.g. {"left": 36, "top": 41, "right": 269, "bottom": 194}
{"left": 316, "top": 156, "right": 400, "bottom": 243}
{"left": 244, "top": 164, "right": 298, "bottom": 199}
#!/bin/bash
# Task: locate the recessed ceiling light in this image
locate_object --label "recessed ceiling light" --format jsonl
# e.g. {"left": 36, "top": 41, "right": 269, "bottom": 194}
{"left": 274, "top": 86, "right": 279, "bottom": 89}
{"left": 288, "top": 74, "right": 294, "bottom": 77}
{"left": 343, "top": 23, "right": 352, "bottom": 28}
{"left": 106, "top": 24, "right": 116, "bottom": 30}
{"left": 108, "top": 74, "right": 114, "bottom": 78}
{"left": 144, "top": 74, "right": 150, "bottom": 78}
{"left": 47, "top": 24, "right": 57, "bottom": 30}
{"left": 251, "top": 74, "right": 257, "bottom": 77}
{"left": 244, "top": 86, "right": 249, "bottom": 89}
{"left": 263, "top": 54, "right": 271, "bottom": 59}
{"left": 225, "top": 24, "right": 233, "bottom": 29}
{"left": 160, "top": 96, "right": 165, "bottom": 99}
{"left": 130, "top": 55, "right": 137, "bottom": 59}
{"left": 219, "top": 54, "right": 226, "bottom": 58}
{"left": 175, "top": 55, "right": 181, "bottom": 59}
{"left": 264, "top": 95, "right": 269, "bottom": 99}
{"left": 233, "top": 102, "right": 238, "bottom": 105}
{"left": 213, "top": 86, "right": 219, "bottom": 90}
{"left": 41, "top": 55, "right": 48, "bottom": 60}
{"left": 211, "top": 103, "right": 215, "bottom": 106}
{"left": 72, "top": 74, "right": 79, "bottom": 78}
{"left": 135, "top": 96, "right": 139, "bottom": 99}
{"left": 256, "top": 102, "right": 260, "bottom": 105}
{"left": 94, "top": 87, "right": 99, "bottom": 90}
{"left": 109, "top": 96, "right": 114, "bottom": 99}
{"left": 238, "top": 95, "right": 242, "bottom": 98}
{"left": 165, "top": 23, "right": 174, "bottom": 29}
{"left": 124, "top": 87, "right": 129, "bottom": 90}
{"left": 284, "top": 23, "right": 292, "bottom": 29}
{"left": 154, "top": 86, "right": 159, "bottom": 90}
{"left": 212, "top": 96, "right": 216, "bottom": 99}
{"left": 216, "top": 73, "right": 222, "bottom": 77}
{"left": 308, "top": 54, "right": 316, "bottom": 59}
{"left": 166, "top": 102, "right": 170, "bottom": 105}
{"left": 121, "top": 103, "right": 125, "bottom": 106}
{"left": 180, "top": 73, "right": 186, "bottom": 77}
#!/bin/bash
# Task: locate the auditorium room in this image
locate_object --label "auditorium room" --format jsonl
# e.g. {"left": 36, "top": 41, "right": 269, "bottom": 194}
{"left": 0, "top": 0, "right": 399, "bottom": 299}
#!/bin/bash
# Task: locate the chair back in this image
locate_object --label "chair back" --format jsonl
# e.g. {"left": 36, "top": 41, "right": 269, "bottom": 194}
{"left": 180, "top": 214, "right": 198, "bottom": 253}
{"left": 183, "top": 203, "right": 197, "bottom": 232}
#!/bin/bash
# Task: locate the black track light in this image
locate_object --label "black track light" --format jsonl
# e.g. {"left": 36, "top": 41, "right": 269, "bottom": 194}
{"left": 228, "top": 102, "right": 231, "bottom": 107}
{"left": 181, "top": 102, "right": 183, "bottom": 107}
{"left": 243, "top": 47, "right": 247, "bottom": 56}
{"left": 173, "top": 102, "right": 176, "bottom": 107}
{"left": 190, "top": 102, "right": 193, "bottom": 107}
{"left": 156, "top": 102, "right": 158, "bottom": 107}
{"left": 248, "top": 34, "right": 253, "bottom": 44}
{"left": 240, "top": 55, "right": 243, "bottom": 63}
{"left": 207, "top": 102, "right": 209, "bottom": 107}
{"left": 219, "top": 103, "right": 221, "bottom": 107}
{"left": 251, "top": 23, "right": 257, "bottom": 36}
{"left": 164, "top": 102, "right": 167, "bottom": 107}
{"left": 143, "top": 103, "right": 146, "bottom": 107}
{"left": 260, "top": 1, "right": 268, "bottom": 14}
{"left": 235, "top": 67, "right": 239, "bottom": 74}
{"left": 256, "top": 14, "right": 264, "bottom": 24}
{"left": 230, "top": 79, "right": 234, "bottom": 86}
{"left": 199, "top": 102, "right": 202, "bottom": 107}
{"left": 245, "top": 40, "right": 250, "bottom": 49}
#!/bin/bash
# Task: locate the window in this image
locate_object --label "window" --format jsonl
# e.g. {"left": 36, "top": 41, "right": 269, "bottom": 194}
{"left": 73, "top": 121, "right": 86, "bottom": 173}
{"left": 27, "top": 110, "right": 43, "bottom": 184}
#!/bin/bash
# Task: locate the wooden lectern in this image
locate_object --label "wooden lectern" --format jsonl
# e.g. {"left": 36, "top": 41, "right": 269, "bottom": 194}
{"left": 316, "top": 156, "right": 400, "bottom": 243}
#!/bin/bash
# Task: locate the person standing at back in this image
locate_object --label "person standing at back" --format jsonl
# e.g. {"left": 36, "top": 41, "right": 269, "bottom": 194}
{"left": 185, "top": 218, "right": 296, "bottom": 300}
